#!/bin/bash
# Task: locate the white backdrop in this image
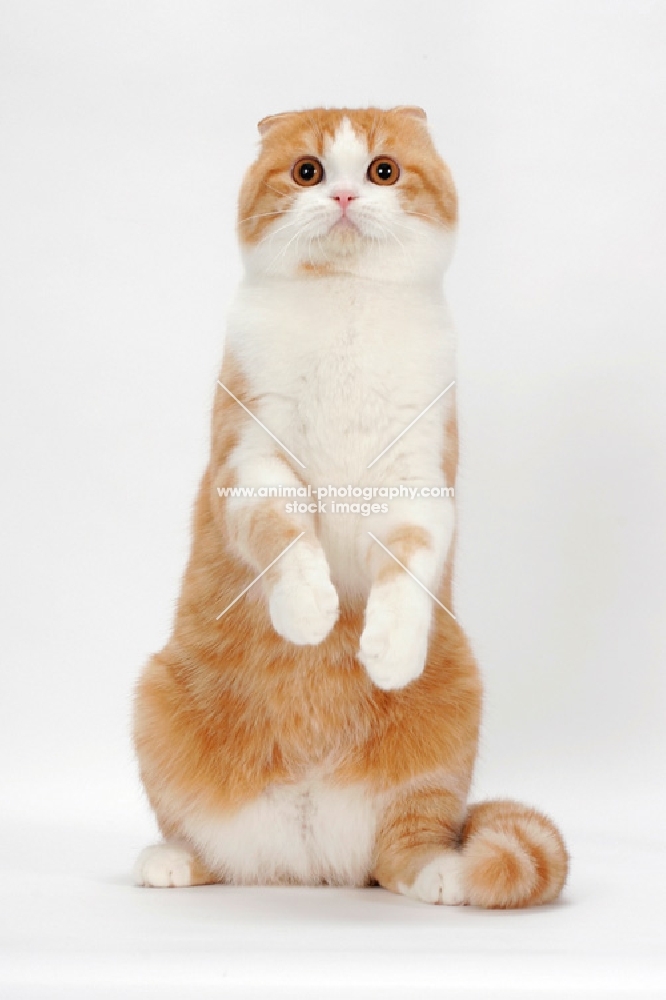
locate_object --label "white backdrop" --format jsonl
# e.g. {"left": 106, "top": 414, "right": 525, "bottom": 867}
{"left": 1, "top": 2, "right": 665, "bottom": 996}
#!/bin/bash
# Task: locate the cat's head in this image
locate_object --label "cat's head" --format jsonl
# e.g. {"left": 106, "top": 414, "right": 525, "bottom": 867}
{"left": 237, "top": 107, "right": 457, "bottom": 281}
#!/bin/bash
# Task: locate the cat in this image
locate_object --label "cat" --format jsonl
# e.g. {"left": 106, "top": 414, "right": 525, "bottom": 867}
{"left": 133, "top": 106, "right": 568, "bottom": 907}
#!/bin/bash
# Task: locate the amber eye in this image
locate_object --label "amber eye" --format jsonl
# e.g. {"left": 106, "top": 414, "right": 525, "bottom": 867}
{"left": 292, "top": 157, "right": 324, "bottom": 187}
{"left": 367, "top": 157, "right": 400, "bottom": 186}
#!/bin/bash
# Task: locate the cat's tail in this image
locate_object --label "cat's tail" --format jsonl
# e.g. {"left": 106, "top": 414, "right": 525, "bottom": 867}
{"left": 459, "top": 799, "right": 569, "bottom": 908}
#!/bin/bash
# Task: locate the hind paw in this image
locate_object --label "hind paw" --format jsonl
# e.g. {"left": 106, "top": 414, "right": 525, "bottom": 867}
{"left": 133, "top": 843, "right": 216, "bottom": 888}
{"left": 397, "top": 852, "right": 468, "bottom": 905}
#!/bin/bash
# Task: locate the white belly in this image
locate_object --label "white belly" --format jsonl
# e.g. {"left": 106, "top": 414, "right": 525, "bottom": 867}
{"left": 179, "top": 779, "right": 378, "bottom": 886}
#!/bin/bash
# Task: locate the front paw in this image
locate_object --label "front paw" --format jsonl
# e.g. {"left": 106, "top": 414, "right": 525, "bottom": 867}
{"left": 358, "top": 575, "right": 432, "bottom": 690}
{"left": 268, "top": 542, "right": 339, "bottom": 645}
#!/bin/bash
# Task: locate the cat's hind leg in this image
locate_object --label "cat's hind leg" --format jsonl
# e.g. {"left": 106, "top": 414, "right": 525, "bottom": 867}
{"left": 134, "top": 842, "right": 220, "bottom": 888}
{"left": 372, "top": 788, "right": 569, "bottom": 907}
{"left": 372, "top": 784, "right": 468, "bottom": 905}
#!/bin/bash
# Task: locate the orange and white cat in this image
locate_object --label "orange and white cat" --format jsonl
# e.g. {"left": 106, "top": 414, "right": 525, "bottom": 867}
{"left": 133, "top": 106, "right": 568, "bottom": 907}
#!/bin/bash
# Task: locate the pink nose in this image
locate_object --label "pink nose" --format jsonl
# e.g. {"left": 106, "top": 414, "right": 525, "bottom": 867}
{"left": 333, "top": 191, "right": 357, "bottom": 213}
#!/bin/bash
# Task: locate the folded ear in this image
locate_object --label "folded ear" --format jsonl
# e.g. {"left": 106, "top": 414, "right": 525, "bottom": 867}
{"left": 391, "top": 105, "right": 428, "bottom": 122}
{"left": 257, "top": 111, "right": 298, "bottom": 137}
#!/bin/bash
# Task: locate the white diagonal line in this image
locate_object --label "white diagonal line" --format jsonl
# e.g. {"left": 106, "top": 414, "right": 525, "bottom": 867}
{"left": 366, "top": 380, "right": 456, "bottom": 469}
{"left": 215, "top": 531, "right": 305, "bottom": 620}
{"left": 217, "top": 380, "right": 306, "bottom": 469}
{"left": 367, "top": 531, "right": 456, "bottom": 621}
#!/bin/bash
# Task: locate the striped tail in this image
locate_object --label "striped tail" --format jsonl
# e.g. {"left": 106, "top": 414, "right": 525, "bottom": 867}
{"left": 460, "top": 799, "right": 569, "bottom": 908}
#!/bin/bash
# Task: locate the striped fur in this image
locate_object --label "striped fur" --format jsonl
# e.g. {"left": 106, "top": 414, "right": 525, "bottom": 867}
{"left": 133, "top": 107, "right": 568, "bottom": 908}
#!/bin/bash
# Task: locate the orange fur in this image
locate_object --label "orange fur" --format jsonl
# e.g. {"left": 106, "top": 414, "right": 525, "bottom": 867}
{"left": 461, "top": 800, "right": 569, "bottom": 907}
{"left": 133, "top": 107, "right": 568, "bottom": 908}
{"left": 237, "top": 107, "right": 457, "bottom": 247}
{"left": 371, "top": 525, "right": 434, "bottom": 584}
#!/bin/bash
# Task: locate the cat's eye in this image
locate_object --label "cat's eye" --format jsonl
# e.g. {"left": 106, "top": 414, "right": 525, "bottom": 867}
{"left": 292, "top": 157, "right": 324, "bottom": 187}
{"left": 367, "top": 157, "right": 400, "bottom": 186}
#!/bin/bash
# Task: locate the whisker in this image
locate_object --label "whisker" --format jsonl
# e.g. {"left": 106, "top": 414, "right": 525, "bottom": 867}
{"left": 239, "top": 209, "right": 291, "bottom": 225}
{"left": 386, "top": 226, "right": 406, "bottom": 250}
{"left": 253, "top": 216, "right": 300, "bottom": 250}
{"left": 316, "top": 231, "right": 329, "bottom": 264}
{"left": 372, "top": 221, "right": 408, "bottom": 259}
{"left": 350, "top": 211, "right": 408, "bottom": 251}
{"left": 266, "top": 224, "right": 305, "bottom": 273}
{"left": 388, "top": 217, "right": 440, "bottom": 243}
{"left": 262, "top": 180, "right": 289, "bottom": 198}
{"left": 404, "top": 210, "right": 443, "bottom": 225}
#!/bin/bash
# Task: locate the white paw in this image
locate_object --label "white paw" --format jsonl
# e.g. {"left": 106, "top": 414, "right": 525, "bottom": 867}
{"left": 134, "top": 844, "right": 195, "bottom": 888}
{"left": 398, "top": 852, "right": 467, "bottom": 905}
{"left": 268, "top": 542, "right": 339, "bottom": 645}
{"left": 358, "top": 575, "right": 432, "bottom": 690}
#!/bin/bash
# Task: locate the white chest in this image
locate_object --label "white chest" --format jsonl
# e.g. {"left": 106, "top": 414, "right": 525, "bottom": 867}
{"left": 180, "top": 779, "right": 378, "bottom": 886}
{"left": 225, "top": 277, "right": 456, "bottom": 597}
{"left": 227, "top": 276, "right": 455, "bottom": 482}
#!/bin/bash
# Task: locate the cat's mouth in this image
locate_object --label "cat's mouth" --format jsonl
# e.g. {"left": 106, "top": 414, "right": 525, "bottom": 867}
{"left": 330, "top": 215, "right": 359, "bottom": 232}
{"left": 325, "top": 213, "right": 367, "bottom": 249}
